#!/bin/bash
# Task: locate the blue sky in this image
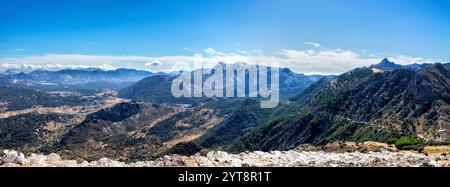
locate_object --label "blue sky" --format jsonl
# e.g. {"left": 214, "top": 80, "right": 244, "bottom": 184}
{"left": 0, "top": 0, "right": 449, "bottom": 74}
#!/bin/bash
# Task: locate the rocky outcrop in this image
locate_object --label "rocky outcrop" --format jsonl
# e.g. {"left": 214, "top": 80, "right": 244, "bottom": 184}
{"left": 1, "top": 149, "right": 449, "bottom": 167}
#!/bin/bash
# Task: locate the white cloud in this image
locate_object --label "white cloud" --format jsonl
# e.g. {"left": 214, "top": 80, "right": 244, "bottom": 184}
{"left": 0, "top": 62, "right": 116, "bottom": 73}
{"left": 304, "top": 42, "right": 321, "bottom": 48}
{"left": 386, "top": 55, "right": 430, "bottom": 65}
{"left": 238, "top": 50, "right": 249, "bottom": 55}
{"left": 205, "top": 48, "right": 227, "bottom": 56}
{"left": 279, "top": 48, "right": 376, "bottom": 74}
{"left": 0, "top": 48, "right": 438, "bottom": 75}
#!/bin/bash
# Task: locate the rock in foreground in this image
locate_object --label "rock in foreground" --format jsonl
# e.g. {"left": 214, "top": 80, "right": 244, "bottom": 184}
{"left": 1, "top": 149, "right": 449, "bottom": 167}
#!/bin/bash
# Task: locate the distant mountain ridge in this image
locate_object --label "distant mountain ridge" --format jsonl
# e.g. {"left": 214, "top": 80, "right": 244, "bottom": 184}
{"left": 7, "top": 68, "right": 162, "bottom": 85}
{"left": 0, "top": 68, "right": 166, "bottom": 91}
{"left": 118, "top": 62, "right": 333, "bottom": 104}
{"left": 370, "top": 58, "right": 450, "bottom": 71}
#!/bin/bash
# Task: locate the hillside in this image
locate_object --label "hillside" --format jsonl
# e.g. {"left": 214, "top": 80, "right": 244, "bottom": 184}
{"left": 230, "top": 63, "right": 450, "bottom": 152}
{"left": 118, "top": 75, "right": 204, "bottom": 104}
{"left": 0, "top": 113, "right": 76, "bottom": 152}
{"left": 0, "top": 86, "right": 90, "bottom": 111}
{"left": 52, "top": 101, "right": 220, "bottom": 161}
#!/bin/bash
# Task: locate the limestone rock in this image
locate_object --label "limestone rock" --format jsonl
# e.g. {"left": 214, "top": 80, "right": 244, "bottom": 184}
{"left": 1, "top": 149, "right": 450, "bottom": 167}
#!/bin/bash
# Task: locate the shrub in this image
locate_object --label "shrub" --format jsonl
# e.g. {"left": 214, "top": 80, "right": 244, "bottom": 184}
{"left": 386, "top": 138, "right": 398, "bottom": 145}
{"left": 394, "top": 138, "right": 424, "bottom": 150}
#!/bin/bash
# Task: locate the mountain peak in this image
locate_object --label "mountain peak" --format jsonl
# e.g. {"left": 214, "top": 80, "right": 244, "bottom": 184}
{"left": 213, "top": 61, "right": 249, "bottom": 69}
{"left": 379, "top": 58, "right": 394, "bottom": 65}
{"left": 217, "top": 62, "right": 226, "bottom": 66}
{"left": 370, "top": 58, "right": 401, "bottom": 71}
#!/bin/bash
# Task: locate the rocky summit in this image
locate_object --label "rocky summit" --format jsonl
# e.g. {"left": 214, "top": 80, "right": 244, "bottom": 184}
{"left": 1, "top": 149, "right": 449, "bottom": 167}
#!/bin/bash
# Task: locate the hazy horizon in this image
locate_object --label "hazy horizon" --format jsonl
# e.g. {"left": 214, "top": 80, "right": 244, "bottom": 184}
{"left": 1, "top": 0, "right": 449, "bottom": 74}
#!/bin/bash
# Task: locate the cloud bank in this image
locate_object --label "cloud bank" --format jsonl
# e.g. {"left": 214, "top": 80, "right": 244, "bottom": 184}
{"left": 0, "top": 46, "right": 438, "bottom": 75}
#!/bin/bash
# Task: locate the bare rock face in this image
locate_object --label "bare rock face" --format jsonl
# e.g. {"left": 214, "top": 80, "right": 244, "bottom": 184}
{"left": 1, "top": 150, "right": 25, "bottom": 165}
{"left": 1, "top": 149, "right": 449, "bottom": 167}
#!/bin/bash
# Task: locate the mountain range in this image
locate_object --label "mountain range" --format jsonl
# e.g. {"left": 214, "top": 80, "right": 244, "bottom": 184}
{"left": 370, "top": 58, "right": 450, "bottom": 71}
{"left": 0, "top": 68, "right": 164, "bottom": 91}
{"left": 0, "top": 59, "right": 448, "bottom": 161}
{"left": 118, "top": 62, "right": 332, "bottom": 104}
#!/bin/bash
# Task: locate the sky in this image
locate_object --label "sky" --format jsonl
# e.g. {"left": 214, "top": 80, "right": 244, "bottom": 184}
{"left": 0, "top": 0, "right": 449, "bottom": 74}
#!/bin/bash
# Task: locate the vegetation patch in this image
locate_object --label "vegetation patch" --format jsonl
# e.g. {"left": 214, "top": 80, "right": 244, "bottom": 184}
{"left": 388, "top": 138, "right": 425, "bottom": 150}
